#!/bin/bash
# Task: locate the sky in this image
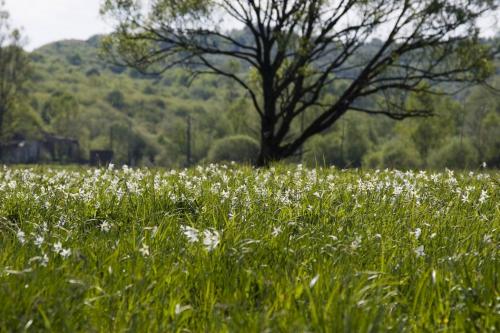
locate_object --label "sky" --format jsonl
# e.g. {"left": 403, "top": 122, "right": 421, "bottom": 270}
{"left": 5, "top": 0, "right": 500, "bottom": 51}
{"left": 6, "top": 0, "right": 113, "bottom": 51}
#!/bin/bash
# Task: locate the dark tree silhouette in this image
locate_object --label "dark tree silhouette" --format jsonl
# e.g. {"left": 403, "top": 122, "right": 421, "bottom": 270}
{"left": 0, "top": 5, "right": 30, "bottom": 140}
{"left": 102, "top": 0, "right": 499, "bottom": 166}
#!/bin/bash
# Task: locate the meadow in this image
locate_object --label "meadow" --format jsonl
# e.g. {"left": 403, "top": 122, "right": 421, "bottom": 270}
{"left": 0, "top": 164, "right": 498, "bottom": 332}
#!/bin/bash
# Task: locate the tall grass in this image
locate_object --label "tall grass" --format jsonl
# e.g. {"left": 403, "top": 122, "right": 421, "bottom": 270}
{"left": 0, "top": 164, "right": 498, "bottom": 332}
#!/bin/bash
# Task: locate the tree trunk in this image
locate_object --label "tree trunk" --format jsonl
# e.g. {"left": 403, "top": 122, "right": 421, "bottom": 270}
{"left": 0, "top": 106, "right": 5, "bottom": 143}
{"left": 0, "top": 107, "right": 4, "bottom": 161}
{"left": 256, "top": 115, "right": 281, "bottom": 167}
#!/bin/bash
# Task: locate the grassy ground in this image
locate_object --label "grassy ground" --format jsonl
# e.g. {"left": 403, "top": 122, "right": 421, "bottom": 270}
{"left": 0, "top": 164, "right": 498, "bottom": 332}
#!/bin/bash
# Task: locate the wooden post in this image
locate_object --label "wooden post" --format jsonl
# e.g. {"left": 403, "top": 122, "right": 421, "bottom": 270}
{"left": 186, "top": 115, "right": 192, "bottom": 167}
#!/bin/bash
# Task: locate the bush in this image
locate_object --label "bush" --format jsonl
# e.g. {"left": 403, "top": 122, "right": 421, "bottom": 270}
{"left": 106, "top": 90, "right": 126, "bottom": 110}
{"left": 363, "top": 139, "right": 422, "bottom": 169}
{"left": 427, "top": 137, "right": 479, "bottom": 169}
{"left": 207, "top": 135, "right": 260, "bottom": 164}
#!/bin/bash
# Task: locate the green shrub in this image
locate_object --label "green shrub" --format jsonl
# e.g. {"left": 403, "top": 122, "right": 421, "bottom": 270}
{"left": 207, "top": 135, "right": 260, "bottom": 164}
{"left": 427, "top": 137, "right": 479, "bottom": 169}
{"left": 363, "top": 139, "right": 422, "bottom": 169}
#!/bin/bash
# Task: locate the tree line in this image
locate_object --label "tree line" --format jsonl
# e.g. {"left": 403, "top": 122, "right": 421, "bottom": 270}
{"left": 0, "top": 1, "right": 499, "bottom": 168}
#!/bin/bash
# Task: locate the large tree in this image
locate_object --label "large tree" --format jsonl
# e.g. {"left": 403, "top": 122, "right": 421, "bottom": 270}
{"left": 102, "top": 0, "right": 499, "bottom": 166}
{"left": 0, "top": 3, "right": 30, "bottom": 140}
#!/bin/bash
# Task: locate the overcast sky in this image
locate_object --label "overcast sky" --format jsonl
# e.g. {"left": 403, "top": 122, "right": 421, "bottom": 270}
{"left": 6, "top": 0, "right": 112, "bottom": 50}
{"left": 5, "top": 0, "right": 500, "bottom": 51}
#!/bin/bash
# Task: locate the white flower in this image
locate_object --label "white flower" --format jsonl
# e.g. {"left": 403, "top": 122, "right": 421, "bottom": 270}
{"left": 411, "top": 228, "right": 422, "bottom": 240}
{"left": 60, "top": 248, "right": 72, "bottom": 259}
{"left": 100, "top": 221, "right": 111, "bottom": 233}
{"left": 203, "top": 229, "right": 220, "bottom": 251}
{"left": 478, "top": 190, "right": 489, "bottom": 204}
{"left": 53, "top": 241, "right": 63, "bottom": 254}
{"left": 309, "top": 274, "right": 320, "bottom": 288}
{"left": 139, "top": 243, "right": 150, "bottom": 257}
{"left": 351, "top": 236, "right": 362, "bottom": 250}
{"left": 483, "top": 234, "right": 492, "bottom": 244}
{"left": 16, "top": 230, "right": 26, "bottom": 244}
{"left": 481, "top": 161, "right": 487, "bottom": 168}
{"left": 174, "top": 304, "right": 192, "bottom": 315}
{"left": 271, "top": 226, "right": 282, "bottom": 237}
{"left": 34, "top": 235, "right": 44, "bottom": 247}
{"left": 414, "top": 245, "right": 425, "bottom": 257}
{"left": 181, "top": 226, "right": 199, "bottom": 243}
{"left": 58, "top": 216, "right": 67, "bottom": 227}
{"left": 151, "top": 226, "right": 158, "bottom": 237}
{"left": 41, "top": 254, "right": 49, "bottom": 267}
{"left": 53, "top": 242, "right": 71, "bottom": 259}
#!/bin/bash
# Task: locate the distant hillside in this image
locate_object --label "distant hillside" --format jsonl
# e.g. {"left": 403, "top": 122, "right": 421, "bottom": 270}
{"left": 3, "top": 34, "right": 498, "bottom": 168}
{"left": 23, "top": 35, "right": 248, "bottom": 166}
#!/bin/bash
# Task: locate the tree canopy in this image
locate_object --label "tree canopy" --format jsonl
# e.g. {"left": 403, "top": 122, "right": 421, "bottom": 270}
{"left": 0, "top": 3, "right": 30, "bottom": 139}
{"left": 102, "top": 0, "right": 498, "bottom": 165}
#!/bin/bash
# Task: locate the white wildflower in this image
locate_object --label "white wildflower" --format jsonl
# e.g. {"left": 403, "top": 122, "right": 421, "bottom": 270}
{"left": 34, "top": 235, "right": 44, "bottom": 247}
{"left": 53, "top": 241, "right": 63, "bottom": 254}
{"left": 16, "top": 230, "right": 26, "bottom": 244}
{"left": 351, "top": 236, "right": 362, "bottom": 250}
{"left": 57, "top": 216, "right": 67, "bottom": 227}
{"left": 139, "top": 243, "right": 150, "bottom": 257}
{"left": 411, "top": 228, "right": 422, "bottom": 240}
{"left": 309, "top": 274, "right": 320, "bottom": 288}
{"left": 100, "top": 220, "right": 111, "bottom": 233}
{"left": 41, "top": 254, "right": 49, "bottom": 267}
{"left": 174, "top": 304, "right": 192, "bottom": 315}
{"left": 60, "top": 248, "right": 72, "bottom": 259}
{"left": 181, "top": 226, "right": 199, "bottom": 243}
{"left": 203, "top": 229, "right": 220, "bottom": 251}
{"left": 414, "top": 245, "right": 425, "bottom": 257}
{"left": 271, "top": 226, "right": 282, "bottom": 237}
{"left": 483, "top": 234, "right": 492, "bottom": 244}
{"left": 478, "top": 190, "right": 489, "bottom": 204}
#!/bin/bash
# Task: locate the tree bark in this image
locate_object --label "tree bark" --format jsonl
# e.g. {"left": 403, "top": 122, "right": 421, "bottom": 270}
{"left": 256, "top": 114, "right": 279, "bottom": 167}
{"left": 0, "top": 106, "right": 5, "bottom": 142}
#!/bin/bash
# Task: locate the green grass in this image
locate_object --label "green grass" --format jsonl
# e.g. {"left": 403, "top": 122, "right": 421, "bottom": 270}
{"left": 0, "top": 164, "right": 498, "bottom": 332}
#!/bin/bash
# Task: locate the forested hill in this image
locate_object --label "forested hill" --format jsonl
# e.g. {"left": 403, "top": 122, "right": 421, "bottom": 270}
{"left": 6, "top": 34, "right": 499, "bottom": 168}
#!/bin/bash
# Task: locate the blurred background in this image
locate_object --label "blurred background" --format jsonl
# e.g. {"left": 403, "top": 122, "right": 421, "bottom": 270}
{"left": 0, "top": 0, "right": 499, "bottom": 169}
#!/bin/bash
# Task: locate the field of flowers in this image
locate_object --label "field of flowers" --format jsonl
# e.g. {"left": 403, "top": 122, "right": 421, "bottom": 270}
{"left": 0, "top": 164, "right": 498, "bottom": 332}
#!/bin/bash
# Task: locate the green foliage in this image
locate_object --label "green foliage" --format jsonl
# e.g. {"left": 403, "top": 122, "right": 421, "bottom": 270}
{"left": 428, "top": 137, "right": 480, "bottom": 169}
{"left": 67, "top": 53, "right": 83, "bottom": 66}
{"left": 364, "top": 139, "right": 422, "bottom": 170}
{"left": 0, "top": 5, "right": 31, "bottom": 138}
{"left": 1, "top": 32, "right": 497, "bottom": 169}
{"left": 305, "top": 117, "right": 370, "bottom": 168}
{"left": 207, "top": 135, "right": 260, "bottom": 164}
{"left": 1, "top": 101, "right": 44, "bottom": 140}
{"left": 106, "top": 90, "right": 126, "bottom": 109}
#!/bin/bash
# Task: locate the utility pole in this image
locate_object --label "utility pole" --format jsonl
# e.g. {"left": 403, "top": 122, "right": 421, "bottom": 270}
{"left": 128, "top": 122, "right": 132, "bottom": 166}
{"left": 186, "top": 115, "right": 192, "bottom": 167}
{"left": 109, "top": 126, "right": 114, "bottom": 151}
{"left": 299, "top": 112, "right": 305, "bottom": 162}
